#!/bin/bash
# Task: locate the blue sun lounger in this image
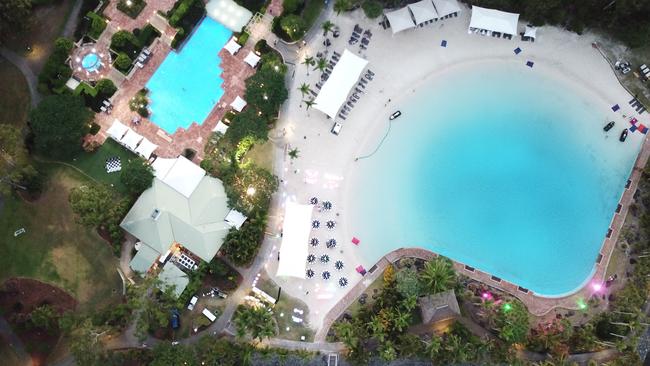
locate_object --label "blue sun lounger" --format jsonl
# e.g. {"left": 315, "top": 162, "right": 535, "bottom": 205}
{"left": 441, "top": 40, "right": 447, "bottom": 47}
{"left": 526, "top": 61, "right": 534, "bottom": 67}
{"left": 612, "top": 104, "right": 620, "bottom": 112}
{"left": 514, "top": 47, "right": 522, "bottom": 55}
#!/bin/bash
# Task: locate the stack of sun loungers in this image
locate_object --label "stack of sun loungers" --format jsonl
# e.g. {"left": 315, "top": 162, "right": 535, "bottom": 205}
{"left": 321, "top": 53, "right": 340, "bottom": 82}
{"left": 338, "top": 69, "right": 375, "bottom": 121}
{"left": 349, "top": 24, "right": 363, "bottom": 45}
{"left": 100, "top": 99, "right": 113, "bottom": 114}
{"left": 360, "top": 30, "right": 372, "bottom": 50}
{"left": 135, "top": 48, "right": 153, "bottom": 69}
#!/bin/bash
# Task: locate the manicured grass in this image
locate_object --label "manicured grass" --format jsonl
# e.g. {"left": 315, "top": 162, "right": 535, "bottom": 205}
{"left": 0, "top": 57, "right": 31, "bottom": 127}
{"left": 0, "top": 165, "right": 122, "bottom": 310}
{"left": 244, "top": 140, "right": 274, "bottom": 172}
{"left": 69, "top": 139, "right": 139, "bottom": 193}
{"left": 257, "top": 277, "right": 314, "bottom": 342}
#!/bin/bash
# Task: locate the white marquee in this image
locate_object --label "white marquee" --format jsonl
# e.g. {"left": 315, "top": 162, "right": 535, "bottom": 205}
{"left": 276, "top": 201, "right": 314, "bottom": 278}
{"left": 385, "top": 7, "right": 416, "bottom": 34}
{"left": 313, "top": 49, "right": 368, "bottom": 119}
{"left": 469, "top": 6, "right": 519, "bottom": 35}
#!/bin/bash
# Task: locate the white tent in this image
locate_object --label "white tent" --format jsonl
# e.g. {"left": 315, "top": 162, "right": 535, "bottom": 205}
{"left": 243, "top": 51, "right": 261, "bottom": 68}
{"left": 230, "top": 96, "right": 247, "bottom": 112}
{"left": 432, "top": 0, "right": 462, "bottom": 17}
{"left": 385, "top": 7, "right": 416, "bottom": 34}
{"left": 107, "top": 119, "right": 129, "bottom": 141}
{"left": 225, "top": 209, "right": 247, "bottom": 229}
{"left": 212, "top": 120, "right": 229, "bottom": 134}
{"left": 524, "top": 25, "right": 537, "bottom": 39}
{"left": 313, "top": 49, "right": 368, "bottom": 119}
{"left": 206, "top": 0, "right": 253, "bottom": 32}
{"left": 121, "top": 129, "right": 143, "bottom": 151}
{"left": 469, "top": 6, "right": 519, "bottom": 35}
{"left": 276, "top": 201, "right": 314, "bottom": 278}
{"left": 223, "top": 38, "right": 241, "bottom": 55}
{"left": 134, "top": 137, "right": 158, "bottom": 159}
{"left": 408, "top": 0, "right": 439, "bottom": 25}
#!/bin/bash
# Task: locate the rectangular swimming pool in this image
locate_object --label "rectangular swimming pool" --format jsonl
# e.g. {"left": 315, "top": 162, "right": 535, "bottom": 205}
{"left": 146, "top": 17, "right": 231, "bottom": 134}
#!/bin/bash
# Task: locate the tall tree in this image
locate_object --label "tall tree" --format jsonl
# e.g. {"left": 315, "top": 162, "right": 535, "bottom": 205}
{"left": 298, "top": 83, "right": 311, "bottom": 98}
{"left": 0, "top": 124, "right": 38, "bottom": 195}
{"left": 224, "top": 108, "right": 269, "bottom": 144}
{"left": 29, "top": 95, "right": 93, "bottom": 159}
{"left": 244, "top": 68, "right": 288, "bottom": 119}
{"left": 120, "top": 157, "right": 154, "bottom": 196}
{"left": 233, "top": 305, "right": 276, "bottom": 341}
{"left": 419, "top": 256, "right": 456, "bottom": 294}
{"left": 314, "top": 57, "right": 328, "bottom": 72}
{"left": 69, "top": 184, "right": 115, "bottom": 227}
{"left": 0, "top": 0, "right": 31, "bottom": 44}
{"left": 334, "top": 0, "right": 351, "bottom": 15}
{"left": 321, "top": 20, "right": 335, "bottom": 36}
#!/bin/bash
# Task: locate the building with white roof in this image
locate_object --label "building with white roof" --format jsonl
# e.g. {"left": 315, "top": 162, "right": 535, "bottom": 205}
{"left": 469, "top": 6, "right": 519, "bottom": 36}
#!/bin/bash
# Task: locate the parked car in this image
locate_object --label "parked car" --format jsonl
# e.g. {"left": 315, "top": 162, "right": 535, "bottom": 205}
{"left": 187, "top": 296, "right": 198, "bottom": 310}
{"left": 171, "top": 309, "right": 180, "bottom": 329}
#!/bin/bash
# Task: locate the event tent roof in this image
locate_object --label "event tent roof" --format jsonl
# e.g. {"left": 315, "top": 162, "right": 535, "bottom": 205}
{"left": 134, "top": 138, "right": 157, "bottom": 159}
{"left": 524, "top": 25, "right": 537, "bottom": 39}
{"left": 107, "top": 119, "right": 129, "bottom": 141}
{"left": 223, "top": 37, "right": 242, "bottom": 55}
{"left": 313, "top": 49, "right": 368, "bottom": 118}
{"left": 206, "top": 0, "right": 253, "bottom": 32}
{"left": 385, "top": 7, "right": 416, "bottom": 34}
{"left": 157, "top": 262, "right": 189, "bottom": 298}
{"left": 469, "top": 6, "right": 519, "bottom": 35}
{"left": 230, "top": 96, "right": 247, "bottom": 112}
{"left": 276, "top": 201, "right": 314, "bottom": 278}
{"left": 244, "top": 51, "right": 261, "bottom": 68}
{"left": 212, "top": 120, "right": 229, "bottom": 134}
{"left": 225, "top": 209, "right": 247, "bottom": 229}
{"left": 121, "top": 129, "right": 143, "bottom": 151}
{"left": 432, "top": 0, "right": 462, "bottom": 17}
{"left": 408, "top": 0, "right": 439, "bottom": 25}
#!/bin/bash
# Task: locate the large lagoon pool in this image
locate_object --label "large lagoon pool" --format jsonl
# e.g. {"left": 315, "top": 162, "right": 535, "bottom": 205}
{"left": 347, "top": 62, "right": 643, "bottom": 296}
{"left": 146, "top": 17, "right": 231, "bottom": 134}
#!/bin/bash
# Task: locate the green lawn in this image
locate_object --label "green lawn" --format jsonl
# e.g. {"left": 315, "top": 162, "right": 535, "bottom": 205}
{"left": 257, "top": 277, "right": 314, "bottom": 342}
{"left": 0, "top": 56, "right": 31, "bottom": 127}
{"left": 244, "top": 140, "right": 274, "bottom": 172}
{"left": 69, "top": 139, "right": 139, "bottom": 193}
{"left": 0, "top": 165, "right": 122, "bottom": 311}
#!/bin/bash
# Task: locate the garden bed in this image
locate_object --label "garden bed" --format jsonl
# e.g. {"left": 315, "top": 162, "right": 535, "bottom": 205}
{"left": 117, "top": 0, "right": 147, "bottom": 19}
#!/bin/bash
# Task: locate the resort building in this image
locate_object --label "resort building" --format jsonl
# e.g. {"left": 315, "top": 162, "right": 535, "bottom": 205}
{"left": 121, "top": 156, "right": 245, "bottom": 295}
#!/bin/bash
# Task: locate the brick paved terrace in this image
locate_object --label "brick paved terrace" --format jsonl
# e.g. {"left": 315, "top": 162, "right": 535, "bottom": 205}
{"left": 103, "top": 0, "right": 177, "bottom": 33}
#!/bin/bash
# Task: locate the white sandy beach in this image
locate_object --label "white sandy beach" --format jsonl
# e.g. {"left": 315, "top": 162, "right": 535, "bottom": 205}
{"left": 263, "top": 6, "right": 645, "bottom": 332}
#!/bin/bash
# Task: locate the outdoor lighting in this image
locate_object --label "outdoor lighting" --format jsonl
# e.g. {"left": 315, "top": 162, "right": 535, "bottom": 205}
{"left": 263, "top": 94, "right": 268, "bottom": 100}
{"left": 126, "top": 0, "right": 132, "bottom": 6}
{"left": 577, "top": 298, "right": 587, "bottom": 310}
{"left": 274, "top": 65, "right": 279, "bottom": 72}
{"left": 481, "top": 291, "right": 491, "bottom": 300}
{"left": 502, "top": 303, "right": 512, "bottom": 312}
{"left": 591, "top": 282, "right": 603, "bottom": 292}
{"left": 246, "top": 186, "right": 256, "bottom": 196}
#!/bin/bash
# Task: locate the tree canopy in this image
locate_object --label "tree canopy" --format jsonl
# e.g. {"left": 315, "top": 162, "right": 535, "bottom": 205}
{"left": 221, "top": 163, "right": 278, "bottom": 215}
{"left": 0, "top": 0, "right": 31, "bottom": 44}
{"left": 68, "top": 183, "right": 130, "bottom": 243}
{"left": 224, "top": 108, "right": 269, "bottom": 145}
{"left": 244, "top": 68, "right": 288, "bottom": 119}
{"left": 233, "top": 305, "right": 276, "bottom": 341}
{"left": 0, "top": 124, "right": 39, "bottom": 195}
{"left": 29, "top": 95, "right": 93, "bottom": 159}
{"left": 120, "top": 158, "right": 154, "bottom": 195}
{"left": 419, "top": 256, "right": 457, "bottom": 294}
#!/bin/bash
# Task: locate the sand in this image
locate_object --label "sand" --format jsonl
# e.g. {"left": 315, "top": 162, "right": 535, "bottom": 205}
{"left": 264, "top": 6, "right": 644, "bottom": 332}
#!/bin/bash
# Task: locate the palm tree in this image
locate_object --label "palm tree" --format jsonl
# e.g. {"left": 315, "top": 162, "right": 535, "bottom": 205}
{"left": 322, "top": 20, "right": 335, "bottom": 36}
{"left": 392, "top": 309, "right": 411, "bottom": 332}
{"left": 314, "top": 57, "right": 328, "bottom": 72}
{"left": 302, "top": 55, "right": 315, "bottom": 75}
{"left": 419, "top": 257, "right": 456, "bottom": 294}
{"left": 298, "top": 83, "right": 311, "bottom": 97}
{"left": 303, "top": 98, "right": 316, "bottom": 116}
{"left": 288, "top": 148, "right": 299, "bottom": 159}
{"left": 334, "top": 0, "right": 350, "bottom": 15}
{"left": 367, "top": 315, "right": 386, "bottom": 341}
{"left": 425, "top": 335, "right": 442, "bottom": 360}
{"left": 334, "top": 321, "right": 358, "bottom": 349}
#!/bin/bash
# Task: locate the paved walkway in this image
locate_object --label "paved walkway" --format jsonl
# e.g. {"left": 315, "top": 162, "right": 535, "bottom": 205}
{"left": 62, "top": 0, "right": 83, "bottom": 38}
{"left": 0, "top": 47, "right": 42, "bottom": 107}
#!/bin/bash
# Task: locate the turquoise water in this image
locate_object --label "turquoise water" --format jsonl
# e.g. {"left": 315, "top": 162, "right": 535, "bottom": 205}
{"left": 82, "top": 53, "right": 100, "bottom": 71}
{"left": 146, "top": 17, "right": 231, "bottom": 134}
{"left": 347, "top": 62, "right": 642, "bottom": 296}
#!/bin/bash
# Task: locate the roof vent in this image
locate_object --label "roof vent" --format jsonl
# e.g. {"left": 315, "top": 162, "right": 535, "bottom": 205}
{"left": 151, "top": 209, "right": 161, "bottom": 220}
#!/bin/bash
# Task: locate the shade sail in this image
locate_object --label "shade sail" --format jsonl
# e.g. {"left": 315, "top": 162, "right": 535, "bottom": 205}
{"left": 134, "top": 137, "right": 157, "bottom": 159}
{"left": 223, "top": 38, "right": 241, "bottom": 55}
{"left": 469, "top": 6, "right": 519, "bottom": 35}
{"left": 121, "top": 129, "right": 143, "bottom": 151}
{"left": 432, "top": 0, "right": 462, "bottom": 17}
{"left": 225, "top": 209, "right": 247, "bottom": 229}
{"left": 230, "top": 96, "right": 247, "bottom": 112}
{"left": 408, "top": 0, "right": 439, "bottom": 25}
{"left": 385, "top": 7, "right": 416, "bottom": 34}
{"left": 313, "top": 49, "right": 368, "bottom": 119}
{"left": 212, "top": 120, "right": 229, "bottom": 134}
{"left": 107, "top": 119, "right": 129, "bottom": 141}
{"left": 276, "top": 200, "right": 314, "bottom": 278}
{"left": 206, "top": 0, "right": 253, "bottom": 32}
{"left": 244, "top": 51, "right": 261, "bottom": 67}
{"left": 524, "top": 25, "right": 537, "bottom": 39}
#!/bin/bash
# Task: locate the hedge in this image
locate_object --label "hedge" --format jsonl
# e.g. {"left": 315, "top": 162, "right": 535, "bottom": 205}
{"left": 37, "top": 38, "right": 74, "bottom": 94}
{"left": 117, "top": 0, "right": 147, "bottom": 19}
{"left": 167, "top": 0, "right": 205, "bottom": 48}
{"left": 87, "top": 11, "right": 107, "bottom": 39}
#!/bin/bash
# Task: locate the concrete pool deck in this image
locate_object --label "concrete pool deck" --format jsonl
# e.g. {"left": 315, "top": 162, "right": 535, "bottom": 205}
{"left": 266, "top": 6, "right": 649, "bottom": 334}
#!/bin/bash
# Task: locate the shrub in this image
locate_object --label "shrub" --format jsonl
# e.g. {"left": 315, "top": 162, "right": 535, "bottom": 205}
{"left": 235, "top": 31, "right": 249, "bottom": 46}
{"left": 89, "top": 123, "right": 101, "bottom": 135}
{"left": 254, "top": 39, "right": 271, "bottom": 54}
{"left": 224, "top": 109, "right": 268, "bottom": 144}
{"left": 95, "top": 79, "right": 117, "bottom": 97}
{"left": 279, "top": 15, "right": 306, "bottom": 41}
{"left": 113, "top": 53, "right": 132, "bottom": 72}
{"left": 282, "top": 0, "right": 304, "bottom": 14}
{"left": 133, "top": 24, "right": 161, "bottom": 47}
{"left": 362, "top": 0, "right": 382, "bottom": 19}
{"left": 129, "top": 89, "right": 149, "bottom": 117}
{"left": 166, "top": 0, "right": 205, "bottom": 48}
{"left": 233, "top": 0, "right": 266, "bottom": 13}
{"left": 120, "top": 158, "right": 154, "bottom": 196}
{"left": 38, "top": 37, "right": 74, "bottom": 93}
{"left": 87, "top": 11, "right": 107, "bottom": 39}
{"left": 111, "top": 30, "right": 141, "bottom": 56}
{"left": 117, "top": 0, "right": 147, "bottom": 19}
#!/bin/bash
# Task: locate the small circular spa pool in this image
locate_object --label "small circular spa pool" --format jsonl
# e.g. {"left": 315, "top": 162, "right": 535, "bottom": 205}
{"left": 82, "top": 53, "right": 101, "bottom": 72}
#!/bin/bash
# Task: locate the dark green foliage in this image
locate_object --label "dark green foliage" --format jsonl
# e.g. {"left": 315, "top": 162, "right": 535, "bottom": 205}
{"left": 419, "top": 256, "right": 457, "bottom": 294}
{"left": 117, "top": 0, "right": 147, "bottom": 19}
{"left": 166, "top": 0, "right": 205, "bottom": 48}
{"left": 233, "top": 0, "right": 266, "bottom": 13}
{"left": 133, "top": 24, "right": 161, "bottom": 47}
{"left": 29, "top": 95, "right": 92, "bottom": 159}
{"left": 87, "top": 11, "right": 107, "bottom": 39}
{"left": 283, "top": 0, "right": 304, "bottom": 14}
{"left": 494, "top": 299, "right": 529, "bottom": 344}
{"left": 68, "top": 183, "right": 130, "bottom": 243}
{"left": 224, "top": 108, "right": 268, "bottom": 144}
{"left": 129, "top": 89, "right": 149, "bottom": 116}
{"left": 254, "top": 39, "right": 271, "bottom": 54}
{"left": 280, "top": 14, "right": 306, "bottom": 41}
{"left": 233, "top": 305, "right": 276, "bottom": 340}
{"left": 0, "top": 0, "right": 31, "bottom": 44}
{"left": 74, "top": 0, "right": 102, "bottom": 39}
{"left": 220, "top": 211, "right": 267, "bottom": 266}
{"left": 95, "top": 79, "right": 117, "bottom": 97}
{"left": 89, "top": 123, "right": 101, "bottom": 135}
{"left": 244, "top": 68, "right": 288, "bottom": 119}
{"left": 113, "top": 53, "right": 132, "bottom": 72}
{"left": 120, "top": 158, "right": 154, "bottom": 196}
{"left": 222, "top": 163, "right": 278, "bottom": 215}
{"left": 110, "top": 30, "right": 141, "bottom": 57}
{"left": 362, "top": 0, "right": 382, "bottom": 18}
{"left": 462, "top": 0, "right": 650, "bottom": 48}
{"left": 177, "top": 263, "right": 207, "bottom": 307}
{"left": 37, "top": 38, "right": 74, "bottom": 93}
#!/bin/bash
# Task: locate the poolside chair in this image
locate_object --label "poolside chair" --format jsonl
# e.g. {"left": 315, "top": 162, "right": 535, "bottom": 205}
{"left": 136, "top": 62, "right": 144, "bottom": 69}
{"left": 143, "top": 48, "right": 151, "bottom": 55}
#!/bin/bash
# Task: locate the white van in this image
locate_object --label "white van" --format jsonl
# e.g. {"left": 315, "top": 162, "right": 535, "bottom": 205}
{"left": 187, "top": 296, "right": 198, "bottom": 310}
{"left": 331, "top": 122, "right": 342, "bottom": 135}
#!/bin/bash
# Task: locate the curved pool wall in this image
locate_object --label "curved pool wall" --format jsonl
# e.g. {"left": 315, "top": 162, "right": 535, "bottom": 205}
{"left": 346, "top": 61, "right": 642, "bottom": 296}
{"left": 146, "top": 17, "right": 231, "bottom": 134}
{"left": 82, "top": 53, "right": 100, "bottom": 71}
